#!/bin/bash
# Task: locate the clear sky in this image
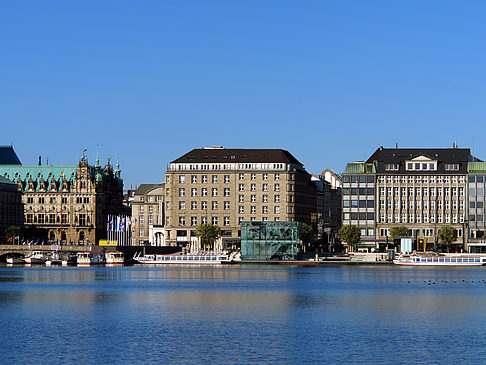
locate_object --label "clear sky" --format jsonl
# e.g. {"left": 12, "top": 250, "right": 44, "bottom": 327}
{"left": 2, "top": 1, "right": 486, "bottom": 187}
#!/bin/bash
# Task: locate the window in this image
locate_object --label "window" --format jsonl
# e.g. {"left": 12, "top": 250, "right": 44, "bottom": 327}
{"left": 224, "top": 175, "right": 230, "bottom": 183}
{"left": 191, "top": 175, "right": 197, "bottom": 183}
{"left": 212, "top": 201, "right": 218, "bottom": 210}
{"left": 239, "top": 206, "right": 244, "bottom": 214}
{"left": 191, "top": 217, "right": 198, "bottom": 226}
{"left": 179, "top": 175, "right": 185, "bottom": 183}
{"left": 202, "top": 201, "right": 207, "bottom": 210}
{"left": 251, "top": 206, "right": 256, "bottom": 214}
{"left": 179, "top": 188, "right": 185, "bottom": 197}
{"left": 224, "top": 217, "right": 230, "bottom": 226}
{"left": 148, "top": 215, "right": 153, "bottom": 224}
{"left": 239, "top": 195, "right": 244, "bottom": 203}
{"left": 262, "top": 184, "right": 268, "bottom": 192}
{"left": 191, "top": 201, "right": 197, "bottom": 210}
{"left": 251, "top": 174, "right": 256, "bottom": 180}
{"left": 251, "top": 195, "right": 256, "bottom": 203}
{"left": 251, "top": 184, "right": 256, "bottom": 192}
{"left": 212, "top": 188, "right": 218, "bottom": 196}
{"left": 139, "top": 215, "right": 144, "bottom": 223}
{"left": 140, "top": 206, "right": 144, "bottom": 213}
{"left": 263, "top": 173, "right": 268, "bottom": 180}
{"left": 50, "top": 197, "right": 56, "bottom": 204}
{"left": 275, "top": 195, "right": 280, "bottom": 203}
{"left": 179, "top": 201, "right": 185, "bottom": 210}
{"left": 275, "top": 184, "right": 280, "bottom": 192}
{"left": 202, "top": 188, "right": 208, "bottom": 197}
{"left": 224, "top": 188, "right": 230, "bottom": 197}
{"left": 275, "top": 174, "right": 280, "bottom": 180}
{"left": 385, "top": 164, "right": 399, "bottom": 171}
{"left": 202, "top": 175, "right": 208, "bottom": 183}
{"left": 262, "top": 195, "right": 268, "bottom": 203}
{"left": 224, "top": 201, "right": 230, "bottom": 210}
{"left": 262, "top": 206, "right": 268, "bottom": 214}
{"left": 191, "top": 188, "right": 197, "bottom": 197}
{"left": 239, "top": 173, "right": 244, "bottom": 180}
{"left": 212, "top": 217, "right": 218, "bottom": 225}
{"left": 212, "top": 175, "right": 218, "bottom": 183}
{"left": 275, "top": 206, "right": 280, "bottom": 214}
{"left": 179, "top": 216, "right": 185, "bottom": 226}
{"left": 239, "top": 184, "right": 244, "bottom": 192}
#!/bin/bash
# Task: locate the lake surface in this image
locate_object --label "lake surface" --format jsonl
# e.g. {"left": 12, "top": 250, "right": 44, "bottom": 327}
{"left": 1, "top": 264, "right": 486, "bottom": 364}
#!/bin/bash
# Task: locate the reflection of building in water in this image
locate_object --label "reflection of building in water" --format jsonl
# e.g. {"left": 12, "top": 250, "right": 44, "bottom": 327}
{"left": 241, "top": 221, "right": 302, "bottom": 260}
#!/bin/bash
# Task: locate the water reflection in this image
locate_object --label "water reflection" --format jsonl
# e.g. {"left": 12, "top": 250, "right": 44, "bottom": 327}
{"left": 2, "top": 266, "right": 486, "bottom": 363}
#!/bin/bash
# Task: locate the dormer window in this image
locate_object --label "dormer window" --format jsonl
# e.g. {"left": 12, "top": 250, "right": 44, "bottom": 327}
{"left": 406, "top": 156, "right": 437, "bottom": 171}
{"left": 445, "top": 164, "right": 459, "bottom": 171}
{"left": 385, "top": 164, "right": 399, "bottom": 171}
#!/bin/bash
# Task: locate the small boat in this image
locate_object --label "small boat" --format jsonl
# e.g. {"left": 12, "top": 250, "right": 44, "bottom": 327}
{"left": 23, "top": 251, "right": 47, "bottom": 265}
{"left": 393, "top": 253, "right": 486, "bottom": 266}
{"left": 133, "top": 253, "right": 232, "bottom": 265}
{"left": 77, "top": 251, "right": 104, "bottom": 266}
{"left": 6, "top": 256, "right": 24, "bottom": 264}
{"left": 45, "top": 251, "right": 63, "bottom": 266}
{"left": 105, "top": 251, "right": 124, "bottom": 265}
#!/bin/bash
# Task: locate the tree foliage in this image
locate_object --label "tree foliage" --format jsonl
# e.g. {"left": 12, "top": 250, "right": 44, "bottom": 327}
{"left": 438, "top": 226, "right": 457, "bottom": 251}
{"left": 196, "top": 224, "right": 221, "bottom": 251}
{"left": 302, "top": 223, "right": 314, "bottom": 244}
{"left": 5, "top": 226, "right": 21, "bottom": 242}
{"left": 338, "top": 225, "right": 361, "bottom": 245}
{"left": 390, "top": 226, "right": 410, "bottom": 239}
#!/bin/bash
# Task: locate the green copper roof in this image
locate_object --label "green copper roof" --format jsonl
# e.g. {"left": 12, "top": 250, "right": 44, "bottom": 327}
{"left": 343, "top": 162, "right": 376, "bottom": 174}
{"left": 0, "top": 165, "right": 79, "bottom": 183}
{"left": 468, "top": 162, "right": 486, "bottom": 173}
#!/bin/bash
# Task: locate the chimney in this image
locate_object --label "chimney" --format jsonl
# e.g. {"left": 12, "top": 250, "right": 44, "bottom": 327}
{"left": 38, "top": 156, "right": 41, "bottom": 165}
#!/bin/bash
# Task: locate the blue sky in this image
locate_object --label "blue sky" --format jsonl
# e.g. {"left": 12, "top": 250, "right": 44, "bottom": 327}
{"left": 2, "top": 1, "right": 486, "bottom": 187}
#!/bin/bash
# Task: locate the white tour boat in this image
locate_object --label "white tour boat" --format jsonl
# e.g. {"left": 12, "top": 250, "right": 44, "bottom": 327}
{"left": 77, "top": 251, "right": 104, "bottom": 266}
{"left": 105, "top": 251, "right": 124, "bottom": 265}
{"left": 23, "top": 251, "right": 47, "bottom": 265}
{"left": 393, "top": 253, "right": 486, "bottom": 266}
{"left": 6, "top": 256, "right": 24, "bottom": 264}
{"left": 133, "top": 253, "right": 232, "bottom": 265}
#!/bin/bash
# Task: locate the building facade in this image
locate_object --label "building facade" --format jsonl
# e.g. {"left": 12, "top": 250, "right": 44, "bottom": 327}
{"left": 0, "top": 176, "right": 23, "bottom": 240}
{"left": 342, "top": 146, "right": 478, "bottom": 252}
{"left": 164, "top": 147, "right": 317, "bottom": 247}
{"left": 131, "top": 183, "right": 165, "bottom": 245}
{"left": 0, "top": 151, "right": 124, "bottom": 244}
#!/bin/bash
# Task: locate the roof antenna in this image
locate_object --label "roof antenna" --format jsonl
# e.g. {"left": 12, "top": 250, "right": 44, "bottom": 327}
{"left": 396, "top": 142, "right": 398, "bottom": 148}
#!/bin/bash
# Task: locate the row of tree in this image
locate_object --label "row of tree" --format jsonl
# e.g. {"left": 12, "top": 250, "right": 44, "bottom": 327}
{"left": 337, "top": 225, "right": 459, "bottom": 252}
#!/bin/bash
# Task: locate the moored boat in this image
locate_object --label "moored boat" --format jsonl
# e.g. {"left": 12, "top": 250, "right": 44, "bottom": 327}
{"left": 133, "top": 253, "right": 232, "bottom": 265}
{"left": 23, "top": 251, "right": 47, "bottom": 265}
{"left": 393, "top": 253, "right": 486, "bottom": 266}
{"left": 105, "top": 251, "right": 124, "bottom": 265}
{"left": 77, "top": 251, "right": 104, "bottom": 266}
{"left": 6, "top": 256, "right": 25, "bottom": 264}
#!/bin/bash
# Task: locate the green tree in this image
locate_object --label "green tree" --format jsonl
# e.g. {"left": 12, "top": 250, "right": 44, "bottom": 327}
{"left": 390, "top": 226, "right": 410, "bottom": 239}
{"left": 5, "top": 226, "right": 21, "bottom": 243}
{"left": 302, "top": 223, "right": 314, "bottom": 244}
{"left": 196, "top": 224, "right": 221, "bottom": 251}
{"left": 438, "top": 226, "right": 457, "bottom": 253}
{"left": 338, "top": 225, "right": 361, "bottom": 252}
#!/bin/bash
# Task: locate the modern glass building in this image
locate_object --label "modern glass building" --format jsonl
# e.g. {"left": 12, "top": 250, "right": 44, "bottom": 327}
{"left": 241, "top": 221, "right": 302, "bottom": 260}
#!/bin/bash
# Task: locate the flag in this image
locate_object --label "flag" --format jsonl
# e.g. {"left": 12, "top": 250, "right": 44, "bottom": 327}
{"left": 7, "top": 237, "right": 12, "bottom": 243}
{"left": 126, "top": 216, "right": 131, "bottom": 232}
{"left": 121, "top": 217, "right": 126, "bottom": 232}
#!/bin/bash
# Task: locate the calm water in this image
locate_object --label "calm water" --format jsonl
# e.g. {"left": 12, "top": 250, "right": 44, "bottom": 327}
{"left": 2, "top": 264, "right": 486, "bottom": 364}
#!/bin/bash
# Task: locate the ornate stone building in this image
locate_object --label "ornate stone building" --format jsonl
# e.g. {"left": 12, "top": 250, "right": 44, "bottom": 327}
{"left": 0, "top": 150, "right": 124, "bottom": 244}
{"left": 164, "top": 147, "right": 317, "bottom": 247}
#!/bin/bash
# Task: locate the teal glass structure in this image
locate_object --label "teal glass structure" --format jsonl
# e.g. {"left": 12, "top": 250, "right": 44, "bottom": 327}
{"left": 241, "top": 221, "right": 302, "bottom": 260}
